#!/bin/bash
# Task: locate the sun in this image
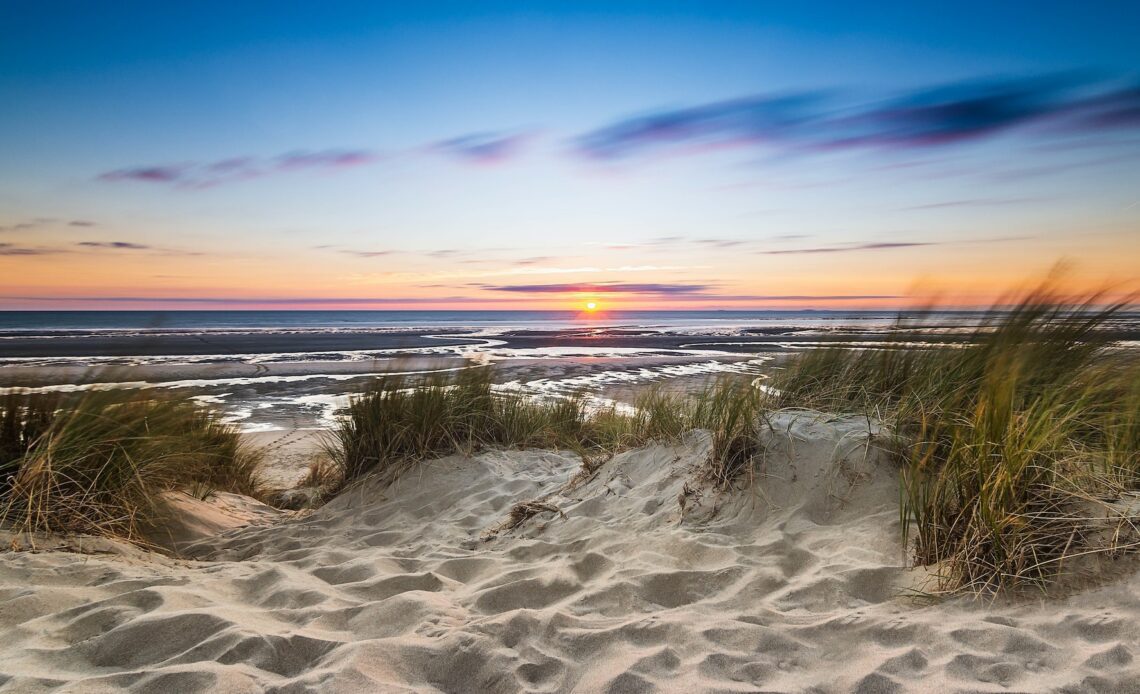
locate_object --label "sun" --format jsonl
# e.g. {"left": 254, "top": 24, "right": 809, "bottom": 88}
{"left": 584, "top": 301, "right": 598, "bottom": 312}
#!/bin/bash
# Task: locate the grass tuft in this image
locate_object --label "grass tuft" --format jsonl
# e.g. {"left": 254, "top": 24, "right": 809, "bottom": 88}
{"left": 773, "top": 284, "right": 1140, "bottom": 593}
{"left": 329, "top": 367, "right": 772, "bottom": 494}
{"left": 330, "top": 368, "right": 645, "bottom": 487}
{"left": 1, "top": 390, "right": 262, "bottom": 544}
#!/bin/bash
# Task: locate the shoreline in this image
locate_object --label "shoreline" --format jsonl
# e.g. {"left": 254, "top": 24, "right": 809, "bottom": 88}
{"left": 0, "top": 354, "right": 773, "bottom": 431}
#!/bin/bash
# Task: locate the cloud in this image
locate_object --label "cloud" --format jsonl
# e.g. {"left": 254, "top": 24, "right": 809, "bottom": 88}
{"left": 432, "top": 132, "right": 531, "bottom": 164}
{"left": 694, "top": 238, "right": 748, "bottom": 248}
{"left": 600, "top": 235, "right": 747, "bottom": 251}
{"left": 575, "top": 93, "right": 822, "bottom": 160}
{"left": 99, "top": 166, "right": 188, "bottom": 183}
{"left": 341, "top": 249, "right": 395, "bottom": 258}
{"left": 1, "top": 295, "right": 528, "bottom": 306}
{"left": 72, "top": 240, "right": 206, "bottom": 256}
{"left": 514, "top": 256, "right": 558, "bottom": 266}
{"left": 480, "top": 282, "right": 712, "bottom": 295}
{"left": 901, "top": 197, "right": 1039, "bottom": 210}
{"left": 98, "top": 149, "right": 382, "bottom": 188}
{"left": 573, "top": 75, "right": 1140, "bottom": 161}
{"left": 760, "top": 242, "right": 936, "bottom": 255}
{"left": 475, "top": 281, "right": 903, "bottom": 303}
{"left": 1, "top": 218, "right": 98, "bottom": 232}
{"left": 76, "top": 241, "right": 151, "bottom": 250}
{"left": 276, "top": 150, "right": 379, "bottom": 170}
{"left": 1072, "top": 83, "right": 1140, "bottom": 127}
{"left": 0, "top": 243, "right": 64, "bottom": 256}
{"left": 0, "top": 217, "right": 66, "bottom": 232}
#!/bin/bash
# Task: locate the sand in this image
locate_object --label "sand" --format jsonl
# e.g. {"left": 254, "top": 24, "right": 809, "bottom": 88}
{"left": 243, "top": 429, "right": 333, "bottom": 490}
{"left": 2, "top": 412, "right": 1139, "bottom": 692}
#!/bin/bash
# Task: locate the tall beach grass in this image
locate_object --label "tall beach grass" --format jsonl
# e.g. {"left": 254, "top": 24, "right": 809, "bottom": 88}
{"left": 772, "top": 287, "right": 1140, "bottom": 593}
{"left": 330, "top": 367, "right": 767, "bottom": 491}
{"left": 1, "top": 390, "right": 262, "bottom": 544}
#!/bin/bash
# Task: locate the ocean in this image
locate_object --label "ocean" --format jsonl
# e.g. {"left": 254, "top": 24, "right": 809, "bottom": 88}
{"left": 2, "top": 309, "right": 1137, "bottom": 432}
{"left": 0, "top": 309, "right": 915, "bottom": 333}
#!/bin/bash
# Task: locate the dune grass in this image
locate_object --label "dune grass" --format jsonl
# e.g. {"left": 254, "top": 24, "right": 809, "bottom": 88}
{"left": 331, "top": 368, "right": 636, "bottom": 487}
{"left": 634, "top": 379, "right": 766, "bottom": 490}
{"left": 330, "top": 366, "right": 767, "bottom": 491}
{"left": 1, "top": 390, "right": 262, "bottom": 543}
{"left": 772, "top": 288, "right": 1140, "bottom": 593}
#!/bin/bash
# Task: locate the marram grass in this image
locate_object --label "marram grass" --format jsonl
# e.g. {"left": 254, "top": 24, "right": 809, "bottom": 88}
{"left": 1, "top": 390, "right": 262, "bottom": 544}
{"left": 329, "top": 367, "right": 766, "bottom": 491}
{"left": 773, "top": 287, "right": 1140, "bottom": 593}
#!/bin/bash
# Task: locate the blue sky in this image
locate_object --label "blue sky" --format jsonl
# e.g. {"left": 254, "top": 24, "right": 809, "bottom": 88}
{"left": 1, "top": 1, "right": 1138, "bottom": 308}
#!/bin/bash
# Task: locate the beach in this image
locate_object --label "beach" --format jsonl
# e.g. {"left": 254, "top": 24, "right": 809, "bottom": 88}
{"left": 3, "top": 309, "right": 1140, "bottom": 693}
{"left": 3, "top": 411, "right": 1139, "bottom": 692}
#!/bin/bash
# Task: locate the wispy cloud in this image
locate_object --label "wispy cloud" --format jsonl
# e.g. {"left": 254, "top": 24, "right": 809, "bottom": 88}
{"left": 1, "top": 218, "right": 94, "bottom": 232}
{"left": 760, "top": 236, "right": 1031, "bottom": 255}
{"left": 573, "top": 75, "right": 1140, "bottom": 161}
{"left": 514, "top": 255, "right": 558, "bottom": 266}
{"left": 431, "top": 131, "right": 532, "bottom": 164}
{"left": 0, "top": 295, "right": 528, "bottom": 306}
{"left": 0, "top": 243, "right": 64, "bottom": 256}
{"left": 276, "top": 150, "right": 378, "bottom": 170}
{"left": 480, "top": 282, "right": 712, "bottom": 295}
{"left": 761, "top": 242, "right": 936, "bottom": 255}
{"left": 477, "top": 281, "right": 901, "bottom": 303}
{"left": 901, "top": 197, "right": 1040, "bottom": 211}
{"left": 1, "top": 240, "right": 204, "bottom": 256}
{"left": 597, "top": 236, "right": 755, "bottom": 251}
{"left": 76, "top": 241, "right": 151, "bottom": 250}
{"left": 341, "top": 249, "right": 395, "bottom": 258}
{"left": 471, "top": 264, "right": 702, "bottom": 278}
{"left": 98, "top": 149, "right": 383, "bottom": 188}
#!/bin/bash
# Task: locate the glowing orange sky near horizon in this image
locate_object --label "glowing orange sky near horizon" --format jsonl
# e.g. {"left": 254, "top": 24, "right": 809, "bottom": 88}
{"left": 3, "top": 219, "right": 1138, "bottom": 311}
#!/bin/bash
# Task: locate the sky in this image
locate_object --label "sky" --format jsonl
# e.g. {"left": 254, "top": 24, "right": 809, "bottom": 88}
{"left": 1, "top": 1, "right": 1138, "bottom": 310}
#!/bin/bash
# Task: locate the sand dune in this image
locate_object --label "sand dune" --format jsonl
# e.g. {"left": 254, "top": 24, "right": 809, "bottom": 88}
{"left": 2, "top": 412, "right": 1139, "bottom": 692}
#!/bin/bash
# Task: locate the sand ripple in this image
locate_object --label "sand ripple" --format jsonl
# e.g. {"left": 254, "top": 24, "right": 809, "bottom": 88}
{"left": 2, "top": 413, "right": 1140, "bottom": 692}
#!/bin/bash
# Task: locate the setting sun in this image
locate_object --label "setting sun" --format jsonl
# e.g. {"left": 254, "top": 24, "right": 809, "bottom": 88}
{"left": 585, "top": 301, "right": 598, "bottom": 311}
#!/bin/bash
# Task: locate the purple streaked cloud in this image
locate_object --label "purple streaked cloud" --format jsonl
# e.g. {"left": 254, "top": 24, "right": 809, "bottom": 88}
{"left": 1, "top": 218, "right": 95, "bottom": 232}
{"left": 76, "top": 241, "right": 151, "bottom": 250}
{"left": 477, "top": 281, "right": 900, "bottom": 301}
{"left": 573, "top": 75, "right": 1140, "bottom": 161}
{"left": 480, "top": 282, "right": 713, "bottom": 295}
{"left": 0, "top": 240, "right": 204, "bottom": 256}
{"left": 761, "top": 242, "right": 936, "bottom": 255}
{"left": 0, "top": 243, "right": 64, "bottom": 256}
{"left": 431, "top": 131, "right": 532, "bottom": 164}
{"left": 99, "top": 165, "right": 187, "bottom": 183}
{"left": 98, "top": 149, "right": 383, "bottom": 188}
{"left": 0, "top": 295, "right": 531, "bottom": 305}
